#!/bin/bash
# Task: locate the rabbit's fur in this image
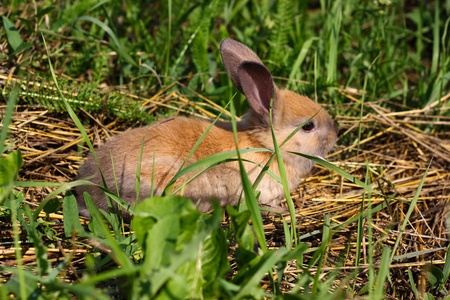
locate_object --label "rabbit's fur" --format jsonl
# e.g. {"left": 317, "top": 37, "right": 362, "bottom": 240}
{"left": 75, "top": 39, "right": 338, "bottom": 220}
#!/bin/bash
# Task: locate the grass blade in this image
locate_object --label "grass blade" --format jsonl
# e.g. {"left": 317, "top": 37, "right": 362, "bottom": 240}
{"left": 166, "top": 148, "right": 272, "bottom": 191}
{"left": 269, "top": 106, "right": 296, "bottom": 248}
{"left": 0, "top": 89, "right": 19, "bottom": 155}
{"left": 164, "top": 0, "right": 172, "bottom": 83}
{"left": 354, "top": 163, "right": 370, "bottom": 280}
{"left": 326, "top": 0, "right": 342, "bottom": 84}
{"left": 390, "top": 158, "right": 432, "bottom": 261}
{"left": 39, "top": 33, "right": 115, "bottom": 217}
{"left": 439, "top": 245, "right": 450, "bottom": 293}
{"left": 74, "top": 16, "right": 136, "bottom": 66}
{"left": 235, "top": 249, "right": 288, "bottom": 299}
{"left": 9, "top": 192, "right": 26, "bottom": 300}
{"left": 287, "top": 151, "right": 381, "bottom": 196}
{"left": 374, "top": 247, "right": 391, "bottom": 298}
{"left": 135, "top": 134, "right": 146, "bottom": 204}
{"left": 229, "top": 99, "right": 266, "bottom": 251}
{"left": 287, "top": 37, "right": 318, "bottom": 89}
{"left": 163, "top": 102, "right": 231, "bottom": 195}
{"left": 430, "top": 0, "right": 440, "bottom": 76}
{"left": 84, "top": 200, "right": 134, "bottom": 268}
{"left": 408, "top": 267, "right": 420, "bottom": 299}
{"left": 311, "top": 214, "right": 331, "bottom": 293}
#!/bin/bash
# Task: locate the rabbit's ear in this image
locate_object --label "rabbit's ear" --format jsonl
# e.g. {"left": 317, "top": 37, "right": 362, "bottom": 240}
{"left": 220, "top": 39, "right": 264, "bottom": 94}
{"left": 238, "top": 61, "right": 273, "bottom": 117}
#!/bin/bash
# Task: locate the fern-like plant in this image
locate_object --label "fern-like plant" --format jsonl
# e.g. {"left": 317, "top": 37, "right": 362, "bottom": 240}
{"left": 3, "top": 74, "right": 152, "bottom": 123}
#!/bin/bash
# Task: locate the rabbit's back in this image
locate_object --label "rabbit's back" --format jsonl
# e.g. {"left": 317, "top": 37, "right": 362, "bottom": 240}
{"left": 75, "top": 117, "right": 276, "bottom": 216}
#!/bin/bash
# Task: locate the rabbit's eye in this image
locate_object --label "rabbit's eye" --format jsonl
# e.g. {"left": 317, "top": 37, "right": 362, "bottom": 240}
{"left": 302, "top": 121, "right": 315, "bottom": 132}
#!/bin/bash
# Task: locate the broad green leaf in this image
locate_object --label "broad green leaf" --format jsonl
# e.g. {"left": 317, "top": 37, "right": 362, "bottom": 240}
{"left": 424, "top": 293, "right": 436, "bottom": 300}
{"left": 201, "top": 227, "right": 229, "bottom": 283}
{"left": 144, "top": 214, "right": 180, "bottom": 271}
{"left": 36, "top": 6, "right": 55, "bottom": 20}
{"left": 18, "top": 17, "right": 32, "bottom": 32}
{"left": 148, "top": 227, "right": 212, "bottom": 296}
{"left": 63, "top": 191, "right": 86, "bottom": 237}
{"left": 424, "top": 264, "right": 444, "bottom": 288}
{"left": 156, "top": 275, "right": 188, "bottom": 300}
{"left": 0, "top": 150, "right": 23, "bottom": 204}
{"left": 227, "top": 206, "right": 255, "bottom": 252}
{"left": 12, "top": 42, "right": 33, "bottom": 53}
{"left": 132, "top": 196, "right": 225, "bottom": 298}
{"left": 2, "top": 16, "right": 23, "bottom": 51}
{"left": 132, "top": 196, "right": 196, "bottom": 245}
{"left": 443, "top": 245, "right": 450, "bottom": 284}
{"left": 43, "top": 198, "right": 61, "bottom": 215}
{"left": 4, "top": 269, "right": 40, "bottom": 298}
{"left": 227, "top": 206, "right": 257, "bottom": 267}
{"left": 84, "top": 192, "right": 106, "bottom": 237}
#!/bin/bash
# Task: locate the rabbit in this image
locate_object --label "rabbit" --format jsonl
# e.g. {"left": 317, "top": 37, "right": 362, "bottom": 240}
{"left": 74, "top": 38, "right": 338, "bottom": 221}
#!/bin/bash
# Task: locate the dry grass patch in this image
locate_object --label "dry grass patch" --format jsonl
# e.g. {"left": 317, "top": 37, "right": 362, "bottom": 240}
{"left": 1, "top": 82, "right": 449, "bottom": 297}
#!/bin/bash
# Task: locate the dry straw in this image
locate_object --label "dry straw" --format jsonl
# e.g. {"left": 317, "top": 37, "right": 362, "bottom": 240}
{"left": 0, "top": 79, "right": 449, "bottom": 296}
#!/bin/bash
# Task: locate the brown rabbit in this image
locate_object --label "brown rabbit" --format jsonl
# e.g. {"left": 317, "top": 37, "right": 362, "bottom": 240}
{"left": 75, "top": 39, "right": 338, "bottom": 220}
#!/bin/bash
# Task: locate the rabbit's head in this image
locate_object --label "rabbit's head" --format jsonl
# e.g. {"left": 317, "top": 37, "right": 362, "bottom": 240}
{"left": 220, "top": 39, "right": 338, "bottom": 161}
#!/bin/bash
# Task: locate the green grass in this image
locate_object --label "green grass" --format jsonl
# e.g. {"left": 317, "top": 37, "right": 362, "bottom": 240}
{"left": 2, "top": 0, "right": 449, "bottom": 119}
{"left": 1, "top": 0, "right": 449, "bottom": 299}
